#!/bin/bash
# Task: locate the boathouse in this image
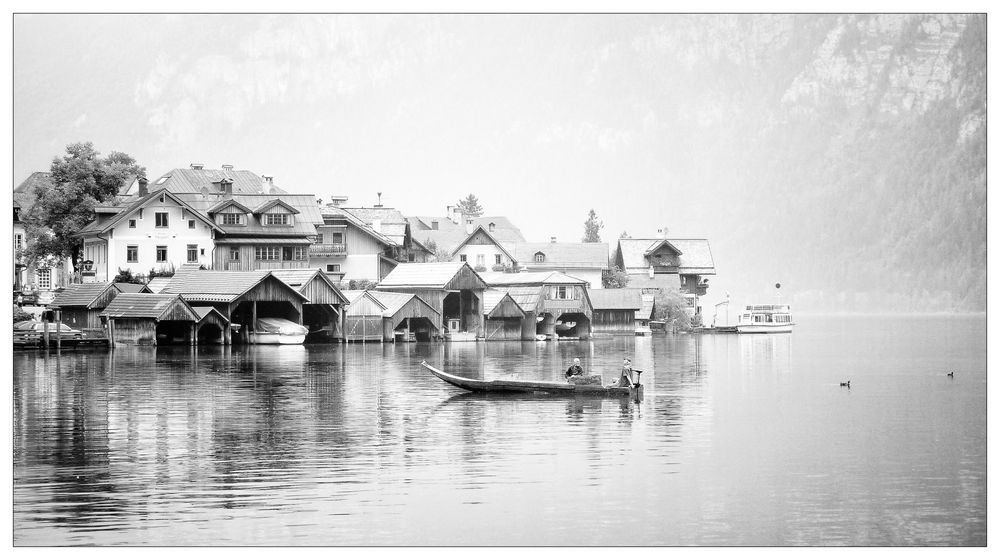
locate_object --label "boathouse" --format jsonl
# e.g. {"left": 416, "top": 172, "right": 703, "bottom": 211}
{"left": 480, "top": 271, "right": 593, "bottom": 339}
{"left": 590, "top": 288, "right": 643, "bottom": 334}
{"left": 191, "top": 306, "right": 230, "bottom": 344}
{"left": 271, "top": 269, "right": 348, "bottom": 341}
{"left": 341, "top": 290, "right": 387, "bottom": 342}
{"left": 160, "top": 269, "right": 308, "bottom": 344}
{"left": 49, "top": 282, "right": 123, "bottom": 330}
{"left": 101, "top": 293, "right": 200, "bottom": 346}
{"left": 482, "top": 289, "right": 529, "bottom": 340}
{"left": 376, "top": 262, "right": 487, "bottom": 338}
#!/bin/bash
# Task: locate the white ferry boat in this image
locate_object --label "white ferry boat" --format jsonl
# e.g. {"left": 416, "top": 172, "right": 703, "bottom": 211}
{"left": 736, "top": 304, "right": 794, "bottom": 333}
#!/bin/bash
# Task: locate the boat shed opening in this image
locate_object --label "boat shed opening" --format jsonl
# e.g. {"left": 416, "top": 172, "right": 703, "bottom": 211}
{"left": 482, "top": 289, "right": 529, "bottom": 340}
{"left": 376, "top": 262, "right": 487, "bottom": 338}
{"left": 271, "top": 269, "right": 348, "bottom": 341}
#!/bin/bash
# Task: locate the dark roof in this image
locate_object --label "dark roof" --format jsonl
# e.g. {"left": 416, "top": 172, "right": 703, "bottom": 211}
{"left": 589, "top": 288, "right": 642, "bottom": 310}
{"left": 135, "top": 168, "right": 288, "bottom": 195}
{"left": 102, "top": 293, "right": 197, "bottom": 320}
{"left": 161, "top": 270, "right": 307, "bottom": 303}
{"left": 49, "top": 282, "right": 118, "bottom": 309}
{"left": 513, "top": 242, "right": 609, "bottom": 270}
{"left": 15, "top": 171, "right": 53, "bottom": 193}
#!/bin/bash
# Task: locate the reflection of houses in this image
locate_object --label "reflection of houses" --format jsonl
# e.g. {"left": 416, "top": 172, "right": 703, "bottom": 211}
{"left": 159, "top": 269, "right": 308, "bottom": 344}
{"left": 407, "top": 207, "right": 525, "bottom": 255}
{"left": 480, "top": 271, "right": 593, "bottom": 339}
{"left": 102, "top": 293, "right": 201, "bottom": 346}
{"left": 590, "top": 288, "right": 643, "bottom": 334}
{"left": 613, "top": 233, "right": 716, "bottom": 318}
{"left": 341, "top": 290, "right": 440, "bottom": 342}
{"left": 638, "top": 293, "right": 655, "bottom": 330}
{"left": 450, "top": 225, "right": 517, "bottom": 272}
{"left": 314, "top": 206, "right": 401, "bottom": 283}
{"left": 376, "top": 262, "right": 487, "bottom": 338}
{"left": 482, "top": 289, "right": 530, "bottom": 340}
{"left": 513, "top": 240, "right": 609, "bottom": 289}
{"left": 49, "top": 281, "right": 149, "bottom": 331}
{"left": 270, "top": 269, "right": 348, "bottom": 341}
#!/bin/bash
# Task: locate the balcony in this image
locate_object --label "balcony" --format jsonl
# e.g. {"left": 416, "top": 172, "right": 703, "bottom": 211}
{"left": 253, "top": 260, "right": 311, "bottom": 270}
{"left": 310, "top": 243, "right": 347, "bottom": 257}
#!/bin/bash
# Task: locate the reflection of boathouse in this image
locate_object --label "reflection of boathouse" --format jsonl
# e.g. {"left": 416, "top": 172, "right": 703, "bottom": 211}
{"left": 376, "top": 262, "right": 487, "bottom": 338}
{"left": 479, "top": 271, "right": 593, "bottom": 340}
{"left": 341, "top": 290, "right": 440, "bottom": 342}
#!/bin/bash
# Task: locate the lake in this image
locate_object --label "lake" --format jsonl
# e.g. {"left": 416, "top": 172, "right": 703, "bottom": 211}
{"left": 12, "top": 314, "right": 986, "bottom": 546}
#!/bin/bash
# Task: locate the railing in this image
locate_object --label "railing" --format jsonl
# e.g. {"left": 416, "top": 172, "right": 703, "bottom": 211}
{"left": 310, "top": 243, "right": 347, "bottom": 257}
{"left": 253, "top": 261, "right": 311, "bottom": 270}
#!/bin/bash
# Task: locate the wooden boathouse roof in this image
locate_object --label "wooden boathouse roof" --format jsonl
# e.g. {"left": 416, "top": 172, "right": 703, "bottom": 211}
{"left": 102, "top": 293, "right": 199, "bottom": 322}
{"left": 160, "top": 270, "right": 308, "bottom": 303}
{"left": 482, "top": 289, "right": 525, "bottom": 318}
{"left": 377, "top": 262, "right": 487, "bottom": 290}
{"left": 50, "top": 282, "right": 121, "bottom": 309}
{"left": 589, "top": 288, "right": 643, "bottom": 311}
{"left": 270, "top": 269, "right": 347, "bottom": 305}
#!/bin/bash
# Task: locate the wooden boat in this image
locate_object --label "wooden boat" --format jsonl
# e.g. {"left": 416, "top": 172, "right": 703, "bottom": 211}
{"left": 421, "top": 361, "right": 642, "bottom": 398}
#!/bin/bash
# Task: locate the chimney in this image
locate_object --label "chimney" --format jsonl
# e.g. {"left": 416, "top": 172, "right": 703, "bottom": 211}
{"left": 137, "top": 176, "right": 149, "bottom": 197}
{"left": 446, "top": 205, "right": 459, "bottom": 224}
{"left": 190, "top": 163, "right": 204, "bottom": 170}
{"left": 374, "top": 192, "right": 383, "bottom": 208}
{"left": 221, "top": 178, "right": 233, "bottom": 198}
{"left": 660, "top": 226, "right": 669, "bottom": 238}
{"left": 221, "top": 164, "right": 234, "bottom": 171}
{"left": 550, "top": 236, "right": 557, "bottom": 243}
{"left": 262, "top": 175, "right": 273, "bottom": 194}
{"left": 431, "top": 220, "right": 439, "bottom": 230}
{"left": 465, "top": 219, "right": 473, "bottom": 235}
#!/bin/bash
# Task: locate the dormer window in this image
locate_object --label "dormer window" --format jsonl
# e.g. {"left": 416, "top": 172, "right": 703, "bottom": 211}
{"left": 221, "top": 213, "right": 244, "bottom": 226}
{"left": 534, "top": 252, "right": 545, "bottom": 263}
{"left": 264, "top": 213, "right": 290, "bottom": 226}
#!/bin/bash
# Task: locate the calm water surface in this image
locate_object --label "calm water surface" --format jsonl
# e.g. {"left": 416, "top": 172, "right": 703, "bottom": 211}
{"left": 13, "top": 315, "right": 986, "bottom": 546}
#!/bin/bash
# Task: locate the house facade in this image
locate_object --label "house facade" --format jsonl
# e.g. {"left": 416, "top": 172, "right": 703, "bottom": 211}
{"left": 450, "top": 225, "right": 517, "bottom": 272}
{"left": 512, "top": 240, "right": 609, "bottom": 289}
{"left": 341, "top": 205, "right": 431, "bottom": 264}
{"left": 314, "top": 206, "right": 400, "bottom": 283}
{"left": 612, "top": 235, "right": 716, "bottom": 319}
{"left": 408, "top": 207, "right": 525, "bottom": 255}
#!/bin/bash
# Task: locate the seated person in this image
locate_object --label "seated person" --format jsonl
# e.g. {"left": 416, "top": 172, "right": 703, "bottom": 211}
{"left": 565, "top": 357, "right": 584, "bottom": 378}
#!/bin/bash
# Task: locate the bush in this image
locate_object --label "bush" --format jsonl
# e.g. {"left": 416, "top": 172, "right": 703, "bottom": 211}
{"left": 13, "top": 305, "right": 34, "bottom": 323}
{"left": 348, "top": 279, "right": 377, "bottom": 290}
{"left": 602, "top": 265, "right": 630, "bottom": 289}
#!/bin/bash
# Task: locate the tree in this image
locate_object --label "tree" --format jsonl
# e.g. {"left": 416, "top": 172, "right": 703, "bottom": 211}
{"left": 652, "top": 287, "right": 692, "bottom": 331}
{"left": 582, "top": 209, "right": 604, "bottom": 242}
{"left": 620, "top": 231, "right": 631, "bottom": 239}
{"left": 21, "top": 142, "right": 145, "bottom": 269}
{"left": 456, "top": 194, "right": 484, "bottom": 218}
{"left": 602, "top": 265, "right": 630, "bottom": 289}
{"left": 423, "top": 238, "right": 453, "bottom": 262}
{"left": 113, "top": 268, "right": 144, "bottom": 284}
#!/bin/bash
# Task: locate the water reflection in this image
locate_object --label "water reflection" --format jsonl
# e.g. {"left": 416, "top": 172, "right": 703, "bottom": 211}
{"left": 13, "top": 318, "right": 988, "bottom": 545}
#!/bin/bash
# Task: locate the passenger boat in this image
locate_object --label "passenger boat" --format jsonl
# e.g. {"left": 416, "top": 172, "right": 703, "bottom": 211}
{"left": 736, "top": 304, "right": 794, "bottom": 333}
{"left": 251, "top": 317, "right": 308, "bottom": 344}
{"left": 421, "top": 361, "right": 642, "bottom": 398}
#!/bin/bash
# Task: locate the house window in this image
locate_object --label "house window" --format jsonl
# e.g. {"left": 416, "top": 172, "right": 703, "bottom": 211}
{"left": 495, "top": 254, "right": 502, "bottom": 265}
{"left": 408, "top": 253, "right": 415, "bottom": 262}
{"left": 36, "top": 269, "right": 51, "bottom": 290}
{"left": 459, "top": 254, "right": 467, "bottom": 262}
{"left": 14, "top": 233, "right": 23, "bottom": 252}
{"left": 156, "top": 246, "right": 168, "bottom": 262}
{"left": 128, "top": 219, "right": 137, "bottom": 228}
{"left": 229, "top": 247, "right": 240, "bottom": 261}
{"left": 127, "top": 245, "right": 138, "bottom": 263}
{"left": 221, "top": 213, "right": 243, "bottom": 225}
{"left": 188, "top": 220, "right": 196, "bottom": 229}
{"left": 552, "top": 286, "right": 572, "bottom": 300}
{"left": 326, "top": 264, "right": 341, "bottom": 273}
{"left": 329, "top": 232, "right": 344, "bottom": 244}
{"left": 155, "top": 212, "right": 169, "bottom": 228}
{"left": 476, "top": 254, "right": 485, "bottom": 267}
{"left": 281, "top": 246, "right": 306, "bottom": 261}
{"left": 534, "top": 252, "right": 545, "bottom": 263}
{"left": 187, "top": 245, "right": 198, "bottom": 263}
{"left": 264, "top": 213, "right": 290, "bottom": 226}
{"left": 255, "top": 246, "right": 280, "bottom": 261}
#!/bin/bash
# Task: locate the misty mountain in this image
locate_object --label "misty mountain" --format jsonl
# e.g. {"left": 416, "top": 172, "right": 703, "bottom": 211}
{"left": 652, "top": 14, "right": 985, "bottom": 312}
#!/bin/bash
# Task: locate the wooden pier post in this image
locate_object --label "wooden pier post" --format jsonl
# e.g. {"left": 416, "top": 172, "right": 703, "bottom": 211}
{"left": 42, "top": 319, "right": 49, "bottom": 348}
{"left": 55, "top": 310, "right": 61, "bottom": 350}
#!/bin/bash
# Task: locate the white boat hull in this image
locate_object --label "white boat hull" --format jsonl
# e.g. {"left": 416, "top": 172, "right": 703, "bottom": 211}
{"left": 252, "top": 333, "right": 307, "bottom": 344}
{"left": 445, "top": 332, "right": 478, "bottom": 342}
{"left": 736, "top": 323, "right": 794, "bottom": 334}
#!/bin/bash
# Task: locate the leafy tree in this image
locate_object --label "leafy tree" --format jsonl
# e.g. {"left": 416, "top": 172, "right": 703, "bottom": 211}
{"left": 652, "top": 287, "right": 692, "bottom": 330}
{"left": 456, "top": 194, "right": 484, "bottom": 218}
{"left": 602, "top": 265, "right": 630, "bottom": 289}
{"left": 423, "top": 238, "right": 453, "bottom": 262}
{"left": 13, "top": 305, "right": 35, "bottom": 323}
{"left": 348, "top": 279, "right": 378, "bottom": 290}
{"left": 113, "top": 268, "right": 144, "bottom": 284}
{"left": 582, "top": 209, "right": 604, "bottom": 242}
{"left": 21, "top": 142, "right": 145, "bottom": 269}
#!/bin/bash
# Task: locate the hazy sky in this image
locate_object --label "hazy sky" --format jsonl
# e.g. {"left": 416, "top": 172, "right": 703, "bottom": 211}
{"left": 14, "top": 14, "right": 722, "bottom": 242}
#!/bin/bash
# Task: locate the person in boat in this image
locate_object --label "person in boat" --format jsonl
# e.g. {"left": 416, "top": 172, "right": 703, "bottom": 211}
{"left": 609, "top": 358, "right": 634, "bottom": 388}
{"left": 565, "top": 358, "right": 584, "bottom": 378}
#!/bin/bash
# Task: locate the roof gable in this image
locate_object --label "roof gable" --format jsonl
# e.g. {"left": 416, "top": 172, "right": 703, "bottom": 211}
{"left": 451, "top": 225, "right": 517, "bottom": 262}
{"left": 253, "top": 199, "right": 300, "bottom": 215}
{"left": 50, "top": 282, "right": 120, "bottom": 309}
{"left": 207, "top": 199, "right": 253, "bottom": 214}
{"left": 644, "top": 238, "right": 682, "bottom": 257}
{"left": 81, "top": 189, "right": 222, "bottom": 236}
{"left": 270, "top": 269, "right": 347, "bottom": 304}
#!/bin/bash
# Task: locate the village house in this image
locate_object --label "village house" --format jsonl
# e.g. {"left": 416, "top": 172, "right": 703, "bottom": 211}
{"left": 48, "top": 281, "right": 149, "bottom": 331}
{"left": 314, "top": 205, "right": 402, "bottom": 284}
{"left": 449, "top": 224, "right": 518, "bottom": 272}
{"left": 612, "top": 232, "right": 716, "bottom": 319}
{"left": 14, "top": 172, "right": 76, "bottom": 301}
{"left": 340, "top": 200, "right": 432, "bottom": 264}
{"left": 512, "top": 239, "right": 609, "bottom": 289}
{"left": 407, "top": 206, "right": 525, "bottom": 255}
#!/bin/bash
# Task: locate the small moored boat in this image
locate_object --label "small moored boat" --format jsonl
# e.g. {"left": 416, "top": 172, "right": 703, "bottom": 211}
{"left": 421, "top": 361, "right": 642, "bottom": 398}
{"left": 251, "top": 317, "right": 308, "bottom": 344}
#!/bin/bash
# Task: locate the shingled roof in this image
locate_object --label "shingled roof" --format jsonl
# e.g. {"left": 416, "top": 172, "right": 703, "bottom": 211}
{"left": 482, "top": 289, "right": 524, "bottom": 315}
{"left": 616, "top": 238, "right": 716, "bottom": 275}
{"left": 503, "top": 286, "right": 542, "bottom": 313}
{"left": 377, "top": 262, "right": 485, "bottom": 289}
{"left": 102, "top": 293, "right": 198, "bottom": 321}
{"left": 136, "top": 168, "right": 288, "bottom": 195}
{"left": 514, "top": 242, "right": 609, "bottom": 270}
{"left": 589, "top": 288, "right": 642, "bottom": 310}
{"left": 408, "top": 215, "right": 525, "bottom": 252}
{"left": 160, "top": 270, "right": 307, "bottom": 303}
{"left": 50, "top": 282, "right": 120, "bottom": 309}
